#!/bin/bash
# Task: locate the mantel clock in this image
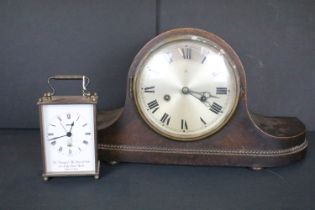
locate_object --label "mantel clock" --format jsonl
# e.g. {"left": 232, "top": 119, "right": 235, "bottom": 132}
{"left": 97, "top": 28, "right": 307, "bottom": 169}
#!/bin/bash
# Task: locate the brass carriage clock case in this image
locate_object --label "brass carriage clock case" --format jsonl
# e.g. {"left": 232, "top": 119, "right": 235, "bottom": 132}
{"left": 97, "top": 28, "right": 307, "bottom": 169}
{"left": 38, "top": 75, "right": 100, "bottom": 180}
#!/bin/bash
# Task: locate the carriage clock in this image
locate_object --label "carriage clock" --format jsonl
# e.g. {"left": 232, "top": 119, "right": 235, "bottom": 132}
{"left": 38, "top": 75, "right": 100, "bottom": 180}
{"left": 97, "top": 28, "right": 307, "bottom": 169}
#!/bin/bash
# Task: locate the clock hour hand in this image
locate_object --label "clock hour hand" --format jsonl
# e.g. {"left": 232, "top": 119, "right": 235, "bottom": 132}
{"left": 188, "top": 91, "right": 205, "bottom": 101}
{"left": 200, "top": 91, "right": 219, "bottom": 100}
{"left": 69, "top": 121, "right": 74, "bottom": 133}
{"left": 182, "top": 87, "right": 219, "bottom": 102}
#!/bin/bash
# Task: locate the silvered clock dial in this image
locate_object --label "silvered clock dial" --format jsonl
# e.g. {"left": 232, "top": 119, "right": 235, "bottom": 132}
{"left": 134, "top": 35, "right": 240, "bottom": 140}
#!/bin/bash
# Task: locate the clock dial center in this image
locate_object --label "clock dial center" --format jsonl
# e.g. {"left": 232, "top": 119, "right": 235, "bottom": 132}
{"left": 164, "top": 94, "right": 171, "bottom": 101}
{"left": 181, "top": 86, "right": 190, "bottom": 95}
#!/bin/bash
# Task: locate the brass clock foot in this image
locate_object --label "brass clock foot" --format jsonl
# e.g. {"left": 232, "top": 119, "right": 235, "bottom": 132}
{"left": 43, "top": 176, "right": 49, "bottom": 181}
{"left": 251, "top": 166, "right": 264, "bottom": 171}
{"left": 108, "top": 161, "right": 119, "bottom": 165}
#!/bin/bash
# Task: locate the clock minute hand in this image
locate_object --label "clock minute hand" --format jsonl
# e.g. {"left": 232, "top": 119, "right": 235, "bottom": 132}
{"left": 200, "top": 91, "right": 219, "bottom": 100}
{"left": 189, "top": 90, "right": 219, "bottom": 101}
{"left": 48, "top": 134, "right": 67, "bottom": 141}
{"left": 182, "top": 87, "right": 205, "bottom": 101}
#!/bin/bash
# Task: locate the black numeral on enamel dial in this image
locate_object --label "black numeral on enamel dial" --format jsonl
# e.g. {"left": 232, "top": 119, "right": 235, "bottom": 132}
{"left": 160, "top": 113, "right": 171, "bottom": 125}
{"left": 210, "top": 102, "right": 223, "bottom": 114}
{"left": 147, "top": 100, "right": 159, "bottom": 113}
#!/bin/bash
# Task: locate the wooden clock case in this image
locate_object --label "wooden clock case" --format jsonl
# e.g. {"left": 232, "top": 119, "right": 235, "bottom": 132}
{"left": 97, "top": 28, "right": 307, "bottom": 169}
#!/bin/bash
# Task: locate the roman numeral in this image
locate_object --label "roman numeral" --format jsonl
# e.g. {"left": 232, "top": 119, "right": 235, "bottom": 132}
{"left": 179, "top": 47, "right": 191, "bottom": 59}
{"left": 181, "top": 119, "right": 188, "bottom": 131}
{"left": 201, "top": 56, "right": 207, "bottom": 64}
{"left": 76, "top": 115, "right": 80, "bottom": 121}
{"left": 160, "top": 113, "right": 171, "bottom": 125}
{"left": 216, "top": 87, "right": 228, "bottom": 95}
{"left": 147, "top": 99, "right": 159, "bottom": 113}
{"left": 69, "top": 149, "right": 72, "bottom": 155}
{"left": 85, "top": 132, "right": 91, "bottom": 135}
{"left": 58, "top": 146, "right": 63, "bottom": 152}
{"left": 200, "top": 117, "right": 207, "bottom": 125}
{"left": 67, "top": 113, "right": 71, "bottom": 119}
{"left": 49, "top": 124, "right": 56, "bottom": 127}
{"left": 164, "top": 53, "right": 173, "bottom": 63}
{"left": 51, "top": 141, "right": 56, "bottom": 145}
{"left": 48, "top": 133, "right": 54, "bottom": 136}
{"left": 144, "top": 86, "right": 155, "bottom": 93}
{"left": 210, "top": 102, "right": 223, "bottom": 114}
{"left": 83, "top": 140, "right": 88, "bottom": 144}
{"left": 82, "top": 123, "right": 87, "bottom": 127}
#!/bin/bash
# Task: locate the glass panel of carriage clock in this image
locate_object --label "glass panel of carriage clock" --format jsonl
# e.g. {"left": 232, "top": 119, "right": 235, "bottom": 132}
{"left": 42, "top": 104, "right": 95, "bottom": 173}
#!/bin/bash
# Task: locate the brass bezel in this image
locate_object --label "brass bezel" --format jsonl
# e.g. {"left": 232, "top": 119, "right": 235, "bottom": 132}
{"left": 38, "top": 95, "right": 100, "bottom": 180}
{"left": 132, "top": 28, "right": 241, "bottom": 141}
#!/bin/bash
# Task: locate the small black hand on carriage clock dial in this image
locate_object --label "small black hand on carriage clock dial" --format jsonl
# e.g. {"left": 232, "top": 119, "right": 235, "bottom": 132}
{"left": 48, "top": 122, "right": 74, "bottom": 141}
{"left": 48, "top": 134, "right": 67, "bottom": 141}
{"left": 67, "top": 122, "right": 75, "bottom": 147}
{"left": 69, "top": 121, "right": 74, "bottom": 133}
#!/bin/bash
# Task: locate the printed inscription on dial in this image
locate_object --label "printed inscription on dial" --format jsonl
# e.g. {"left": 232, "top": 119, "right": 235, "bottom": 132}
{"left": 47, "top": 113, "right": 92, "bottom": 156}
{"left": 135, "top": 38, "right": 240, "bottom": 140}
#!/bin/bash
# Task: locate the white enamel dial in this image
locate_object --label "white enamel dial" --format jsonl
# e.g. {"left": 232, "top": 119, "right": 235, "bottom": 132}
{"left": 46, "top": 112, "right": 91, "bottom": 156}
{"left": 134, "top": 36, "right": 240, "bottom": 141}
{"left": 42, "top": 104, "right": 96, "bottom": 172}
